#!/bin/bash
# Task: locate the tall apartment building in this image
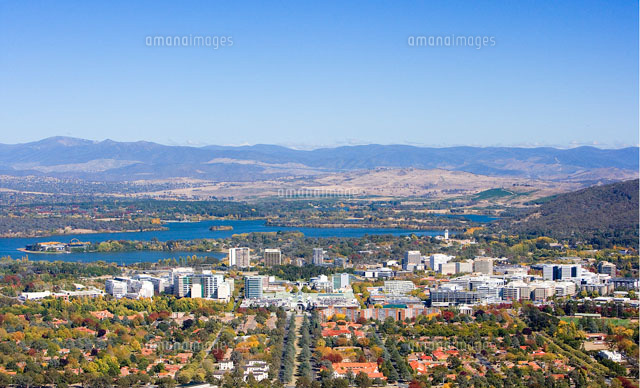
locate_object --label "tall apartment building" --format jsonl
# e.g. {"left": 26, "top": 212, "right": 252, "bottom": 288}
{"left": 196, "top": 273, "right": 225, "bottom": 298}
{"left": 169, "top": 267, "right": 194, "bottom": 292}
{"left": 313, "top": 248, "right": 325, "bottom": 266}
{"left": 229, "top": 247, "right": 251, "bottom": 268}
{"left": 174, "top": 275, "right": 193, "bottom": 297}
{"left": 403, "top": 251, "right": 422, "bottom": 270}
{"left": 264, "top": 249, "right": 282, "bottom": 266}
{"left": 473, "top": 258, "right": 494, "bottom": 275}
{"left": 245, "top": 276, "right": 264, "bottom": 299}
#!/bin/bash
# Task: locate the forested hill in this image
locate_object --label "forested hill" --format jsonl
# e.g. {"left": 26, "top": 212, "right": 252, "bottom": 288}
{"left": 504, "top": 179, "right": 639, "bottom": 248}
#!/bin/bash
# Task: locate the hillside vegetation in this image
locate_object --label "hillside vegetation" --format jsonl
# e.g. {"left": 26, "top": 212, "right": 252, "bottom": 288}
{"left": 504, "top": 179, "right": 639, "bottom": 248}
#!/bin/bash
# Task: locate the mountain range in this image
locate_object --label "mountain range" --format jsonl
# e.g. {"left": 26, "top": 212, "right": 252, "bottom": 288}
{"left": 0, "top": 137, "right": 637, "bottom": 183}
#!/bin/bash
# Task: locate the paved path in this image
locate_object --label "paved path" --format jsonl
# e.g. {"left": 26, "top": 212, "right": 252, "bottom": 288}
{"left": 291, "top": 314, "right": 305, "bottom": 386}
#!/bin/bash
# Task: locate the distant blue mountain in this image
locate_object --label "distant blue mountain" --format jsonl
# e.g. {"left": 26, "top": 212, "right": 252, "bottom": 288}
{"left": 0, "top": 136, "right": 636, "bottom": 182}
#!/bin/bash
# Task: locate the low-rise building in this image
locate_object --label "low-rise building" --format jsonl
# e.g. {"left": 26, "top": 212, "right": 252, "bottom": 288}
{"left": 473, "top": 257, "right": 494, "bottom": 275}
{"left": 455, "top": 260, "right": 474, "bottom": 274}
{"left": 597, "top": 261, "right": 616, "bottom": 276}
{"left": 244, "top": 360, "right": 269, "bottom": 381}
{"left": 383, "top": 280, "right": 416, "bottom": 295}
{"left": 599, "top": 350, "right": 623, "bottom": 363}
{"left": 332, "top": 362, "right": 386, "bottom": 380}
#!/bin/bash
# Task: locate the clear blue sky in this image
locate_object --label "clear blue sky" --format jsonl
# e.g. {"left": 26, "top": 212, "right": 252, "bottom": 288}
{"left": 0, "top": 0, "right": 637, "bottom": 148}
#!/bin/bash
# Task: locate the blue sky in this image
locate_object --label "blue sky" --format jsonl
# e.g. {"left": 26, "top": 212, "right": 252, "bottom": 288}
{"left": 0, "top": 0, "right": 637, "bottom": 148}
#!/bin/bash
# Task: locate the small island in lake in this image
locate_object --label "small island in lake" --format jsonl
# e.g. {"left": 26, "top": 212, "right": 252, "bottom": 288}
{"left": 209, "top": 225, "right": 234, "bottom": 231}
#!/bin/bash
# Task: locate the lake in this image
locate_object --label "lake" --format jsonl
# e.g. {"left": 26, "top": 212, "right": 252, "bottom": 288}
{"left": 0, "top": 219, "right": 448, "bottom": 264}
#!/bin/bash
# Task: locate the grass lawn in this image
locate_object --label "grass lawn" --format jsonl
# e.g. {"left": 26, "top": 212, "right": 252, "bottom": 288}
{"left": 560, "top": 316, "right": 635, "bottom": 327}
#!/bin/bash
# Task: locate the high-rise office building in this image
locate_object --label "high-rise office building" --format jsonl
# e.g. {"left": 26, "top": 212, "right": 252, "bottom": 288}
{"left": 229, "top": 247, "right": 251, "bottom": 268}
{"left": 264, "top": 249, "right": 282, "bottom": 266}
{"left": 403, "top": 251, "right": 422, "bottom": 270}
{"left": 542, "top": 264, "right": 581, "bottom": 281}
{"left": 332, "top": 273, "right": 352, "bottom": 290}
{"left": 245, "top": 276, "right": 264, "bottom": 299}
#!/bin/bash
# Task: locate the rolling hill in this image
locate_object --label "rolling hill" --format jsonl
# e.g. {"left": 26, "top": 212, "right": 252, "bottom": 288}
{"left": 502, "top": 179, "right": 639, "bottom": 247}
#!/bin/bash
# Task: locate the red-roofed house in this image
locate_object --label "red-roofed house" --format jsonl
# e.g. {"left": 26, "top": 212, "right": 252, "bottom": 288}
{"left": 432, "top": 350, "right": 448, "bottom": 361}
{"left": 91, "top": 310, "right": 114, "bottom": 320}
{"left": 332, "top": 362, "right": 386, "bottom": 380}
{"left": 321, "top": 328, "right": 365, "bottom": 339}
{"left": 409, "top": 361, "right": 429, "bottom": 375}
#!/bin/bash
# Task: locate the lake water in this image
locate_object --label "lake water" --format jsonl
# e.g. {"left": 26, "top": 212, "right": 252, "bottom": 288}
{"left": 0, "top": 219, "right": 448, "bottom": 264}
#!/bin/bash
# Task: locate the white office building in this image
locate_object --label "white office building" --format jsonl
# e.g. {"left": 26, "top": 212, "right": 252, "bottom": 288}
{"left": 429, "top": 254, "right": 453, "bottom": 271}
{"left": 106, "top": 279, "right": 128, "bottom": 299}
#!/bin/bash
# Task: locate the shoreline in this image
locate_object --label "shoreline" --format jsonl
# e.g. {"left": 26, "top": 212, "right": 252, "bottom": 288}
{"left": 17, "top": 248, "right": 70, "bottom": 255}
{"left": 264, "top": 221, "right": 460, "bottom": 231}
{"left": 0, "top": 226, "right": 169, "bottom": 239}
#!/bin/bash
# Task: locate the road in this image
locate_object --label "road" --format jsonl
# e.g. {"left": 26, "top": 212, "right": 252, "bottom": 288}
{"left": 291, "top": 314, "right": 305, "bottom": 387}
